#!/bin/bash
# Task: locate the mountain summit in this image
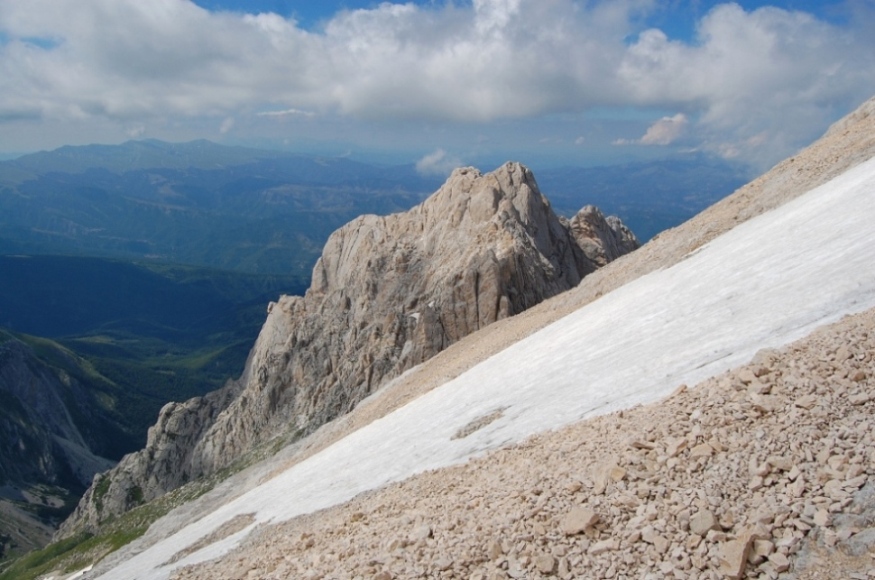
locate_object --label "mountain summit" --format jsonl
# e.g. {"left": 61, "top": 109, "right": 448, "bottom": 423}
{"left": 60, "top": 162, "right": 638, "bottom": 535}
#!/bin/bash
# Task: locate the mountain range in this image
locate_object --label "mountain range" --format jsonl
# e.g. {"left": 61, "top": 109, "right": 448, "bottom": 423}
{"left": 12, "top": 94, "right": 869, "bottom": 580}
{"left": 2, "top": 95, "right": 872, "bottom": 579}
{"left": 0, "top": 139, "right": 744, "bottom": 277}
{"left": 0, "top": 141, "right": 645, "bottom": 571}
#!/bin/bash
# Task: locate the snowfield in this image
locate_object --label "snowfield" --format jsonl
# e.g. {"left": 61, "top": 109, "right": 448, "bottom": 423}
{"left": 96, "top": 156, "right": 875, "bottom": 580}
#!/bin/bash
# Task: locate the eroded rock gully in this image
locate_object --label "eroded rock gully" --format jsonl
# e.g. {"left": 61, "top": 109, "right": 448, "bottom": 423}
{"left": 173, "top": 306, "right": 875, "bottom": 580}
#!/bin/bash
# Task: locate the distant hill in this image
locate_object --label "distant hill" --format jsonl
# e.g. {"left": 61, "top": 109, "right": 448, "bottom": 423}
{"left": 0, "top": 140, "right": 441, "bottom": 276}
{"left": 0, "top": 140, "right": 746, "bottom": 276}
{"left": 0, "top": 255, "right": 304, "bottom": 440}
{"left": 0, "top": 255, "right": 306, "bottom": 565}
{"left": 536, "top": 156, "right": 748, "bottom": 242}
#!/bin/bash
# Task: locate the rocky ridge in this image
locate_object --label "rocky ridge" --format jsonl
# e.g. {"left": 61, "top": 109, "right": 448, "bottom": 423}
{"left": 70, "top": 95, "right": 875, "bottom": 579}
{"left": 157, "top": 94, "right": 875, "bottom": 579}
{"left": 172, "top": 305, "right": 875, "bottom": 580}
{"left": 59, "top": 162, "right": 638, "bottom": 537}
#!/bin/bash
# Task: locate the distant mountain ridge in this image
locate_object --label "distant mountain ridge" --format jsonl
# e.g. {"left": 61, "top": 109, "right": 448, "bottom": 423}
{"left": 0, "top": 333, "right": 121, "bottom": 561}
{"left": 0, "top": 255, "right": 304, "bottom": 565}
{"left": 0, "top": 140, "right": 440, "bottom": 276}
{"left": 0, "top": 140, "right": 744, "bottom": 276}
{"left": 537, "top": 156, "right": 748, "bottom": 242}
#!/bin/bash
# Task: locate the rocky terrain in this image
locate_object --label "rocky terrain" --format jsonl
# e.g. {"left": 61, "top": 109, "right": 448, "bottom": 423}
{"left": 59, "top": 162, "right": 638, "bottom": 537}
{"left": 0, "top": 337, "right": 115, "bottom": 560}
{"left": 172, "top": 305, "right": 875, "bottom": 580}
{"left": 0, "top": 340, "right": 113, "bottom": 490}
{"left": 60, "top": 94, "right": 875, "bottom": 580}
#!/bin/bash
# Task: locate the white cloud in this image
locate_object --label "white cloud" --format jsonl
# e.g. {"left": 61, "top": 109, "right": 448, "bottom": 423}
{"left": 415, "top": 148, "right": 463, "bottom": 176}
{"left": 126, "top": 124, "right": 145, "bottom": 138}
{"left": 0, "top": 0, "right": 873, "bottom": 167}
{"left": 220, "top": 116, "right": 235, "bottom": 134}
{"left": 640, "top": 113, "right": 688, "bottom": 145}
{"left": 256, "top": 108, "right": 315, "bottom": 118}
{"left": 613, "top": 113, "right": 688, "bottom": 146}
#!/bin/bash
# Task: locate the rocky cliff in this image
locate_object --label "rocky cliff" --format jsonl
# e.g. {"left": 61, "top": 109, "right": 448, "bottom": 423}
{"left": 0, "top": 337, "right": 116, "bottom": 559}
{"left": 59, "top": 162, "right": 638, "bottom": 536}
{"left": 0, "top": 339, "right": 116, "bottom": 491}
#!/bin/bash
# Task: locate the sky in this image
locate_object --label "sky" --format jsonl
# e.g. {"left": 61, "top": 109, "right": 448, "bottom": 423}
{"left": 0, "top": 0, "right": 873, "bottom": 173}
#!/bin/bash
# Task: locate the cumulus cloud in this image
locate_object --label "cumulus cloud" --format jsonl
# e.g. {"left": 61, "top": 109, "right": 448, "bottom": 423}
{"left": 0, "top": 0, "right": 873, "bottom": 167}
{"left": 640, "top": 113, "right": 688, "bottom": 145}
{"left": 615, "top": 113, "right": 688, "bottom": 146}
{"left": 415, "top": 148, "right": 463, "bottom": 176}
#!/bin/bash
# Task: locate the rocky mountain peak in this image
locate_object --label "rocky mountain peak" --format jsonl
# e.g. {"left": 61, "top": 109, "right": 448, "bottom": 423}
{"left": 59, "top": 162, "right": 639, "bottom": 537}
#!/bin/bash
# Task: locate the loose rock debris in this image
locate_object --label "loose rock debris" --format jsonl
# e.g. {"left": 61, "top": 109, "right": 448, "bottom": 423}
{"left": 173, "top": 307, "right": 875, "bottom": 580}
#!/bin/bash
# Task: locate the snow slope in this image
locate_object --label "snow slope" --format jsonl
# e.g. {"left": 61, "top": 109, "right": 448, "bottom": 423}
{"left": 96, "top": 156, "right": 875, "bottom": 580}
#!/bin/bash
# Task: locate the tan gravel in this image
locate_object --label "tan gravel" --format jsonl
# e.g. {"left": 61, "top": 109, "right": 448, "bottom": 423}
{"left": 172, "top": 304, "right": 875, "bottom": 580}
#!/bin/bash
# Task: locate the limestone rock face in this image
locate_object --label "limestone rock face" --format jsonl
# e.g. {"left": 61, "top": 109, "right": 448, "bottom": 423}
{"left": 569, "top": 205, "right": 639, "bottom": 268}
{"left": 60, "top": 162, "right": 638, "bottom": 536}
{"left": 58, "top": 380, "right": 242, "bottom": 537}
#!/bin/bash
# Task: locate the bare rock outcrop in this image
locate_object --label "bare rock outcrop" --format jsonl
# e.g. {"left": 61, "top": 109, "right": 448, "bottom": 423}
{"left": 59, "top": 162, "right": 638, "bottom": 536}
{"left": 569, "top": 205, "right": 639, "bottom": 268}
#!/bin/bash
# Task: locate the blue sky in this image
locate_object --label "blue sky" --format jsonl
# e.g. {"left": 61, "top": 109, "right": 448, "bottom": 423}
{"left": 192, "top": 1, "right": 853, "bottom": 33}
{"left": 0, "top": 0, "right": 873, "bottom": 173}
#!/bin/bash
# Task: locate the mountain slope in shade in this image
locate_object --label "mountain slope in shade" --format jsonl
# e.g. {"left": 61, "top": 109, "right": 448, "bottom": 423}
{"left": 0, "top": 334, "right": 119, "bottom": 563}
{"left": 66, "top": 95, "right": 875, "bottom": 580}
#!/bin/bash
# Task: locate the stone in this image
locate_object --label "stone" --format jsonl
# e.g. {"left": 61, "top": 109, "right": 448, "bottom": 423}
{"left": 690, "top": 444, "right": 714, "bottom": 458}
{"left": 410, "top": 525, "right": 433, "bottom": 542}
{"left": 589, "top": 539, "right": 617, "bottom": 555}
{"left": 666, "top": 438, "right": 688, "bottom": 457}
{"left": 690, "top": 510, "right": 719, "bottom": 536}
{"left": 768, "top": 552, "right": 790, "bottom": 573}
{"left": 719, "top": 538, "right": 753, "bottom": 580}
{"left": 535, "top": 554, "right": 556, "bottom": 574}
{"left": 488, "top": 540, "right": 504, "bottom": 560}
{"left": 850, "top": 393, "right": 871, "bottom": 405}
{"left": 738, "top": 369, "right": 759, "bottom": 384}
{"left": 766, "top": 456, "right": 793, "bottom": 472}
{"left": 560, "top": 507, "right": 600, "bottom": 535}
{"left": 433, "top": 556, "right": 453, "bottom": 571}
{"left": 795, "top": 395, "right": 818, "bottom": 410}
{"left": 814, "top": 509, "right": 831, "bottom": 527}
